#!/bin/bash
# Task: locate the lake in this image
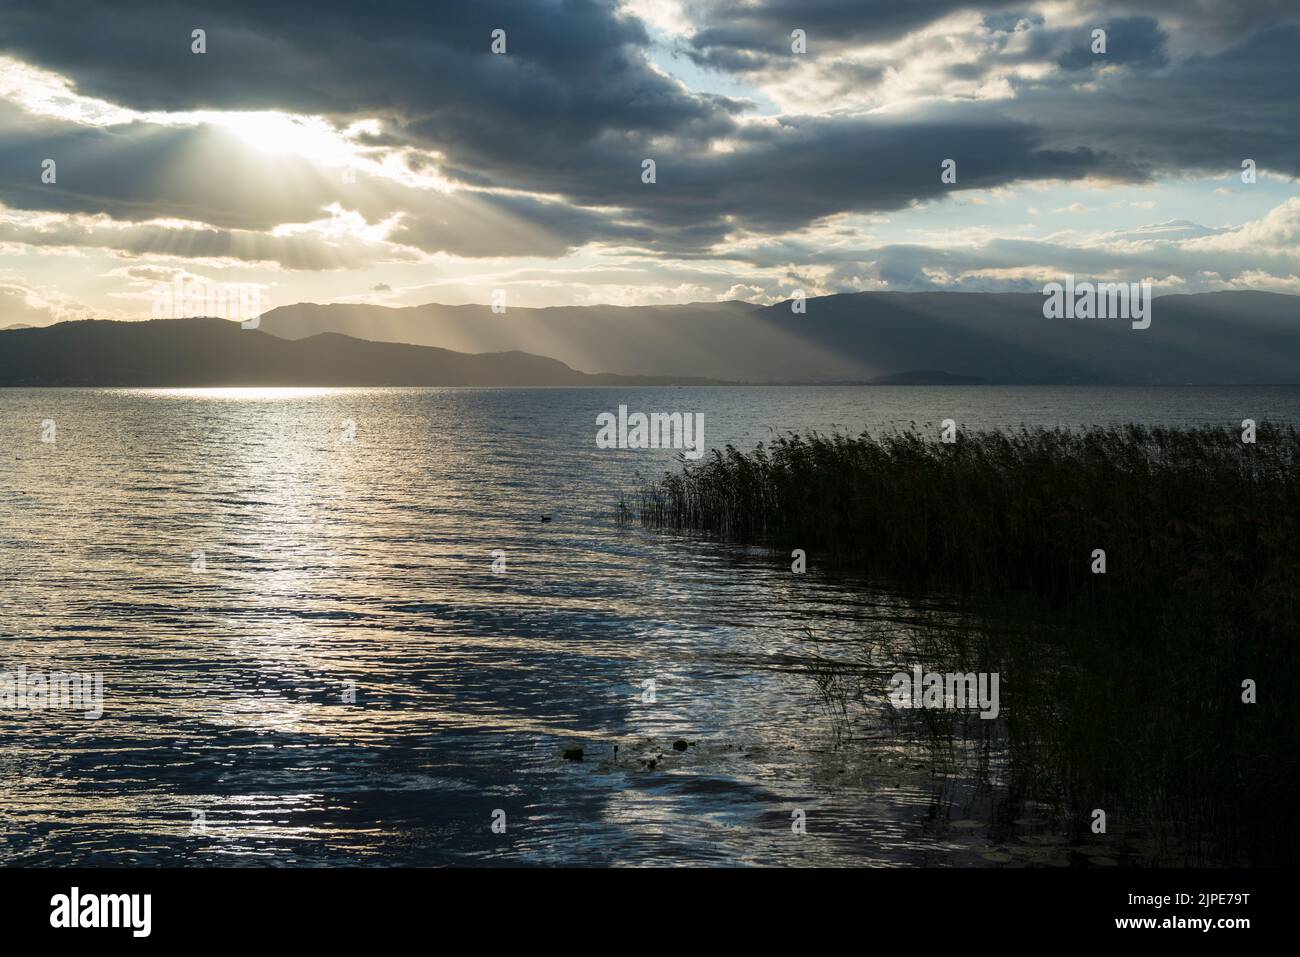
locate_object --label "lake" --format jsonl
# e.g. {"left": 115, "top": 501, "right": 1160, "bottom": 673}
{"left": 3, "top": 385, "right": 1299, "bottom": 866}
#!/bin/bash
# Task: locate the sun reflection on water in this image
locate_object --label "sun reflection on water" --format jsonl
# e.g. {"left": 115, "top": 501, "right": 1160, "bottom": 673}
{"left": 127, "top": 387, "right": 346, "bottom": 401}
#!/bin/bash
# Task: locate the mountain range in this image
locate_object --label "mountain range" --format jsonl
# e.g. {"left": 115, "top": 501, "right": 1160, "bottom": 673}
{"left": 2, "top": 290, "right": 1298, "bottom": 386}
{"left": 0, "top": 317, "right": 721, "bottom": 387}
{"left": 254, "top": 291, "right": 1300, "bottom": 385}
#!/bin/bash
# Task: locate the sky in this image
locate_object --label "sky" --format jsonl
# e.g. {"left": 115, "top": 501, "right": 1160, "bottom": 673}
{"left": 0, "top": 0, "right": 1297, "bottom": 325}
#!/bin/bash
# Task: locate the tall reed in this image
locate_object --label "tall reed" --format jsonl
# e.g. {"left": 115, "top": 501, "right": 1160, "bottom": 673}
{"left": 634, "top": 423, "right": 1300, "bottom": 864}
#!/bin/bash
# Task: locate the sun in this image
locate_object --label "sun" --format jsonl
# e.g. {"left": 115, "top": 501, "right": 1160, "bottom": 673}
{"left": 197, "top": 110, "right": 360, "bottom": 166}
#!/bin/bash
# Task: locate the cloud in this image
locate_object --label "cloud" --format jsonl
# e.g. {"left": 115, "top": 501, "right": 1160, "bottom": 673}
{"left": 1183, "top": 197, "right": 1300, "bottom": 252}
{"left": 0, "top": 1, "right": 1296, "bottom": 312}
{"left": 0, "top": 280, "right": 95, "bottom": 325}
{"left": 2, "top": 0, "right": 1292, "bottom": 254}
{"left": 0, "top": 203, "right": 418, "bottom": 270}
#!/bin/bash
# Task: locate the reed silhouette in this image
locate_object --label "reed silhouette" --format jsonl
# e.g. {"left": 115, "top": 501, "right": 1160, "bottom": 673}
{"left": 633, "top": 424, "right": 1300, "bottom": 864}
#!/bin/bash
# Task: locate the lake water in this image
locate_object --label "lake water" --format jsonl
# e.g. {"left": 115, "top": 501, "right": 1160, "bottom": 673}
{"left": 3, "top": 386, "right": 1299, "bottom": 866}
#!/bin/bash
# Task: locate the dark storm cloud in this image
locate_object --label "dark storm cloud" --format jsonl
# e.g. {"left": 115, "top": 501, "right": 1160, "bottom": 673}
{"left": 1015, "top": 25, "right": 1300, "bottom": 180}
{"left": 697, "top": 112, "right": 1125, "bottom": 232}
{"left": 0, "top": 1, "right": 727, "bottom": 137}
{"left": 423, "top": 105, "right": 1131, "bottom": 252}
{"left": 0, "top": 0, "right": 1297, "bottom": 265}
{"left": 1055, "top": 17, "right": 1167, "bottom": 70}
{"left": 674, "top": 4, "right": 1300, "bottom": 211}
{"left": 685, "top": 0, "right": 1025, "bottom": 59}
{"left": 682, "top": 0, "right": 1298, "bottom": 62}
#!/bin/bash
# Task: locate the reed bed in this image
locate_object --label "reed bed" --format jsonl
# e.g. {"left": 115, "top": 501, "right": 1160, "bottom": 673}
{"left": 635, "top": 422, "right": 1300, "bottom": 602}
{"left": 632, "top": 423, "right": 1300, "bottom": 864}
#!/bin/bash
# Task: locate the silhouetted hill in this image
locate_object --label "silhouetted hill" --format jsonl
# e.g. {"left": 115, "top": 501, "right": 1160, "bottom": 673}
{"left": 257, "top": 299, "right": 765, "bottom": 380}
{"left": 0, "top": 317, "right": 724, "bottom": 386}
{"left": 745, "top": 291, "right": 1300, "bottom": 385}
{"left": 256, "top": 290, "right": 1300, "bottom": 384}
